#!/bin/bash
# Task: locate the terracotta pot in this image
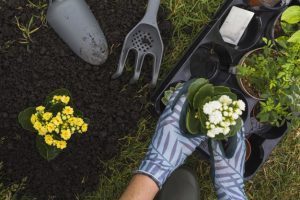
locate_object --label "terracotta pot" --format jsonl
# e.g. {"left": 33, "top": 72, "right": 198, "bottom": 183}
{"left": 245, "top": 139, "right": 251, "bottom": 161}
{"left": 221, "top": 138, "right": 252, "bottom": 161}
{"left": 247, "top": 0, "right": 286, "bottom": 9}
{"left": 235, "top": 48, "right": 265, "bottom": 101}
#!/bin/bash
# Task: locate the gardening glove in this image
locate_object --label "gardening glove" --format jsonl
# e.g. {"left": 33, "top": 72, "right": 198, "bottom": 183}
{"left": 136, "top": 88, "right": 207, "bottom": 188}
{"left": 209, "top": 129, "right": 248, "bottom": 200}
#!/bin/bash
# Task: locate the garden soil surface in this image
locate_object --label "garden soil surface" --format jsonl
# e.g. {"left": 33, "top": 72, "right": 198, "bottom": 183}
{"left": 0, "top": 0, "right": 172, "bottom": 199}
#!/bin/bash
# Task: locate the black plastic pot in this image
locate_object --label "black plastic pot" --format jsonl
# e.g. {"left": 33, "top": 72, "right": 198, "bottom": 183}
{"left": 266, "top": 12, "right": 284, "bottom": 41}
{"left": 250, "top": 102, "right": 287, "bottom": 139}
{"left": 190, "top": 42, "right": 232, "bottom": 81}
{"left": 218, "top": 6, "right": 264, "bottom": 51}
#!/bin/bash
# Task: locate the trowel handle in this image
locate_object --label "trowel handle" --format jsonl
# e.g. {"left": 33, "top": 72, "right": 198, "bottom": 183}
{"left": 142, "top": 0, "right": 160, "bottom": 26}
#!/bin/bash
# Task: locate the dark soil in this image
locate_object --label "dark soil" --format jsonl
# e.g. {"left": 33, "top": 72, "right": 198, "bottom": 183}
{"left": 240, "top": 77, "right": 261, "bottom": 98}
{"left": 240, "top": 50, "right": 264, "bottom": 99}
{"left": 0, "top": 0, "right": 172, "bottom": 199}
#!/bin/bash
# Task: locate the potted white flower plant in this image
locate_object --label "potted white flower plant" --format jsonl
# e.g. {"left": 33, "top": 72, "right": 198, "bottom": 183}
{"left": 167, "top": 78, "right": 246, "bottom": 140}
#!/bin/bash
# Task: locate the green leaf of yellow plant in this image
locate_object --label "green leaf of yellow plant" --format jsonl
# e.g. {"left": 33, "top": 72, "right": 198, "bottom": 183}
{"left": 45, "top": 88, "right": 72, "bottom": 106}
{"left": 74, "top": 109, "right": 83, "bottom": 117}
{"left": 36, "top": 135, "right": 61, "bottom": 161}
{"left": 84, "top": 118, "right": 90, "bottom": 124}
{"left": 281, "top": 6, "right": 300, "bottom": 24}
{"left": 18, "top": 107, "right": 36, "bottom": 132}
{"left": 48, "top": 103, "right": 65, "bottom": 115}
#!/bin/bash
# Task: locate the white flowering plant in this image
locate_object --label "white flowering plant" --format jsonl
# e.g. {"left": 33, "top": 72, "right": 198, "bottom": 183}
{"left": 18, "top": 89, "right": 89, "bottom": 161}
{"left": 184, "top": 78, "right": 246, "bottom": 140}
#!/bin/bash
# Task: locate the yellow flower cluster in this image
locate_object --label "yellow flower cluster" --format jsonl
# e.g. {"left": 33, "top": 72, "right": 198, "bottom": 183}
{"left": 51, "top": 95, "right": 70, "bottom": 105}
{"left": 31, "top": 98, "right": 88, "bottom": 150}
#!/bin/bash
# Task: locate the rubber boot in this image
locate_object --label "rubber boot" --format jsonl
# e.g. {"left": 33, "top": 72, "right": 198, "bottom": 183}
{"left": 154, "top": 166, "right": 200, "bottom": 200}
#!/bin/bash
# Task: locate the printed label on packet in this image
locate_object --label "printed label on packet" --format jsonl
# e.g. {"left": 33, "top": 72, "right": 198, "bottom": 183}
{"left": 219, "top": 6, "right": 255, "bottom": 45}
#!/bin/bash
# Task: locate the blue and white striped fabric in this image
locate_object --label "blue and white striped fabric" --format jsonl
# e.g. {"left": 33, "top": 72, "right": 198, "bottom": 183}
{"left": 210, "top": 130, "right": 248, "bottom": 200}
{"left": 137, "top": 89, "right": 206, "bottom": 188}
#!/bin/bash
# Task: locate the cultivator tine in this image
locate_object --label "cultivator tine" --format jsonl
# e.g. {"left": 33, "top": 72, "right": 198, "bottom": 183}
{"left": 130, "top": 53, "right": 146, "bottom": 84}
{"left": 112, "top": 46, "right": 131, "bottom": 79}
{"left": 151, "top": 53, "right": 162, "bottom": 87}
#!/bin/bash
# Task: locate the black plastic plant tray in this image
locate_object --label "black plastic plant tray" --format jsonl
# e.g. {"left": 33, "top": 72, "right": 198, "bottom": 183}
{"left": 152, "top": 0, "right": 299, "bottom": 180}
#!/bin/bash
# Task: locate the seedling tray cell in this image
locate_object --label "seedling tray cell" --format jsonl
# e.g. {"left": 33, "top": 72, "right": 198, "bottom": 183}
{"left": 152, "top": 0, "right": 299, "bottom": 179}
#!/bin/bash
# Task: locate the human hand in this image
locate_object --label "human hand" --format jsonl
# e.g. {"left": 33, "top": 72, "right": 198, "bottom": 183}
{"left": 209, "top": 129, "right": 248, "bottom": 200}
{"left": 136, "top": 87, "right": 206, "bottom": 188}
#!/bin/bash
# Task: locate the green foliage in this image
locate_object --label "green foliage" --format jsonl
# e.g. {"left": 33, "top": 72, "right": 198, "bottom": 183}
{"left": 238, "top": 46, "right": 276, "bottom": 95}
{"left": 161, "top": 83, "right": 184, "bottom": 106}
{"left": 281, "top": 6, "right": 300, "bottom": 24}
{"left": 36, "top": 135, "right": 61, "bottom": 161}
{"left": 213, "top": 86, "right": 231, "bottom": 95}
{"left": 280, "top": 5, "right": 300, "bottom": 44}
{"left": 192, "top": 83, "right": 214, "bottom": 109}
{"left": 286, "top": 85, "right": 300, "bottom": 131}
{"left": 186, "top": 109, "right": 201, "bottom": 134}
{"left": 187, "top": 78, "right": 209, "bottom": 105}
{"left": 238, "top": 42, "right": 300, "bottom": 128}
{"left": 18, "top": 107, "right": 36, "bottom": 132}
{"left": 45, "top": 88, "right": 72, "bottom": 106}
{"left": 288, "top": 30, "right": 300, "bottom": 43}
{"left": 257, "top": 99, "right": 288, "bottom": 127}
{"left": 48, "top": 103, "right": 65, "bottom": 115}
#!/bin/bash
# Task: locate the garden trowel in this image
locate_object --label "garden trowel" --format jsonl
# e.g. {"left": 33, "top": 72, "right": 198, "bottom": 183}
{"left": 47, "top": 0, "right": 108, "bottom": 65}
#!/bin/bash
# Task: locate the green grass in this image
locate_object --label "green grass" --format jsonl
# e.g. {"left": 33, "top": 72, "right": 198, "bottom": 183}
{"left": 14, "top": 0, "right": 47, "bottom": 45}
{"left": 0, "top": 162, "right": 27, "bottom": 200}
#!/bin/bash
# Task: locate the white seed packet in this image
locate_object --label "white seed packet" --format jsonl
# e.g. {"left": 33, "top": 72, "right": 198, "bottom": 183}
{"left": 219, "top": 6, "right": 255, "bottom": 45}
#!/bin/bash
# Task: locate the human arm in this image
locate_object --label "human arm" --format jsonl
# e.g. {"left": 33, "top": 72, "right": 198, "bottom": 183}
{"left": 120, "top": 88, "right": 206, "bottom": 199}
{"left": 120, "top": 174, "right": 159, "bottom": 200}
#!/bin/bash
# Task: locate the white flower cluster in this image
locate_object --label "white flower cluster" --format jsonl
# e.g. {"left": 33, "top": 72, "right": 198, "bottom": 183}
{"left": 202, "top": 95, "right": 245, "bottom": 138}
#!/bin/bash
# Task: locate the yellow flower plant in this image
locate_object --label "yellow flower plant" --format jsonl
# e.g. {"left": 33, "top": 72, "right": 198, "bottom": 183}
{"left": 18, "top": 89, "right": 89, "bottom": 161}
